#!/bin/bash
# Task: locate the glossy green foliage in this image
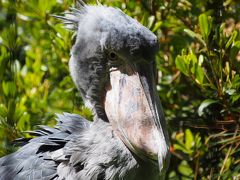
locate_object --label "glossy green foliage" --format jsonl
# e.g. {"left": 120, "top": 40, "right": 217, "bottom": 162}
{"left": 0, "top": 0, "right": 240, "bottom": 179}
{"left": 0, "top": 0, "right": 93, "bottom": 156}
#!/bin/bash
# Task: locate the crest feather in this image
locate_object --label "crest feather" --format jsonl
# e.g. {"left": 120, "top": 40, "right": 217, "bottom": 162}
{"left": 52, "top": 0, "right": 87, "bottom": 30}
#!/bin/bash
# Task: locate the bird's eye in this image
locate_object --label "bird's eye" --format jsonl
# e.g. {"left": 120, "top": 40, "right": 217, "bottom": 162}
{"left": 108, "top": 51, "right": 117, "bottom": 61}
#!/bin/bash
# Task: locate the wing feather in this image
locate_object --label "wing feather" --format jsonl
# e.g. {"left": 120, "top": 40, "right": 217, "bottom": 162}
{"left": 0, "top": 113, "right": 90, "bottom": 180}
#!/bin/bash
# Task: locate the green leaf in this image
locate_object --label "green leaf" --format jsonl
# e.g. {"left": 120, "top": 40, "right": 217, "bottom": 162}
{"left": 185, "top": 129, "right": 194, "bottom": 150}
{"left": 0, "top": 48, "right": 9, "bottom": 80}
{"left": 140, "top": 12, "right": 148, "bottom": 26}
{"left": 175, "top": 55, "right": 189, "bottom": 76}
{"left": 2, "top": 81, "right": 9, "bottom": 96}
{"left": 174, "top": 142, "right": 193, "bottom": 154}
{"left": 152, "top": 21, "right": 162, "bottom": 32}
{"left": 225, "top": 30, "right": 237, "bottom": 49}
{"left": 17, "top": 112, "right": 30, "bottom": 131}
{"left": 184, "top": 29, "right": 206, "bottom": 47}
{"left": 232, "top": 75, "right": 240, "bottom": 89}
{"left": 194, "top": 133, "right": 203, "bottom": 149}
{"left": 198, "top": 14, "right": 212, "bottom": 40}
{"left": 198, "top": 99, "right": 218, "bottom": 116}
{"left": 178, "top": 160, "right": 194, "bottom": 177}
{"left": 189, "top": 53, "right": 198, "bottom": 74}
{"left": 0, "top": 104, "right": 8, "bottom": 118}
{"left": 225, "top": 157, "right": 232, "bottom": 170}
{"left": 198, "top": 54, "right": 204, "bottom": 66}
{"left": 147, "top": 16, "right": 155, "bottom": 29}
{"left": 226, "top": 89, "right": 236, "bottom": 95}
{"left": 231, "top": 94, "right": 240, "bottom": 104}
{"left": 230, "top": 41, "right": 240, "bottom": 61}
{"left": 2, "top": 81, "right": 16, "bottom": 97}
{"left": 195, "top": 66, "right": 204, "bottom": 84}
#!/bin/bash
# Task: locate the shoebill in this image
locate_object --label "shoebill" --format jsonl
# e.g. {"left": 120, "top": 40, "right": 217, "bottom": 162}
{"left": 0, "top": 1, "right": 170, "bottom": 180}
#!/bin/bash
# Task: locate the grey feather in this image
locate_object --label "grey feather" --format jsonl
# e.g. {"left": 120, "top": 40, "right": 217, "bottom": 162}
{"left": 0, "top": 113, "right": 160, "bottom": 180}
{"left": 52, "top": 1, "right": 87, "bottom": 31}
{"left": 0, "top": 113, "right": 89, "bottom": 180}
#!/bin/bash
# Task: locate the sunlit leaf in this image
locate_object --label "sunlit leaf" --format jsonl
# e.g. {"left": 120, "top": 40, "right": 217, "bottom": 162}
{"left": 0, "top": 104, "right": 8, "bottom": 118}
{"left": 147, "top": 15, "right": 155, "bottom": 29}
{"left": 178, "top": 160, "right": 194, "bottom": 177}
{"left": 17, "top": 112, "right": 30, "bottom": 131}
{"left": 198, "top": 99, "right": 218, "bottom": 116}
{"left": 195, "top": 66, "right": 204, "bottom": 84}
{"left": 152, "top": 21, "right": 162, "bottom": 32}
{"left": 198, "top": 14, "right": 212, "bottom": 40}
{"left": 230, "top": 41, "right": 240, "bottom": 61}
{"left": 1, "top": 81, "right": 16, "bottom": 97}
{"left": 231, "top": 94, "right": 240, "bottom": 103}
{"left": 226, "top": 89, "right": 236, "bottom": 95}
{"left": 184, "top": 29, "right": 206, "bottom": 46}
{"left": 225, "top": 30, "right": 237, "bottom": 49}
{"left": 185, "top": 129, "right": 194, "bottom": 150}
{"left": 175, "top": 55, "right": 189, "bottom": 76}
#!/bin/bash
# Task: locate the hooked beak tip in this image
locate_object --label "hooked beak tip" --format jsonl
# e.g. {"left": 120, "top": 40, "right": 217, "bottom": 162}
{"left": 157, "top": 146, "right": 170, "bottom": 175}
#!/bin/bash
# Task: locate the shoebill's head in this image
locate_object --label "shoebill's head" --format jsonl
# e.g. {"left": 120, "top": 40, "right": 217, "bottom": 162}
{"left": 56, "top": 1, "right": 170, "bottom": 175}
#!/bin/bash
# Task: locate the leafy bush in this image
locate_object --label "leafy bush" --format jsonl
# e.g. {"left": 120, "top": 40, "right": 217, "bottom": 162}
{"left": 0, "top": 0, "right": 239, "bottom": 179}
